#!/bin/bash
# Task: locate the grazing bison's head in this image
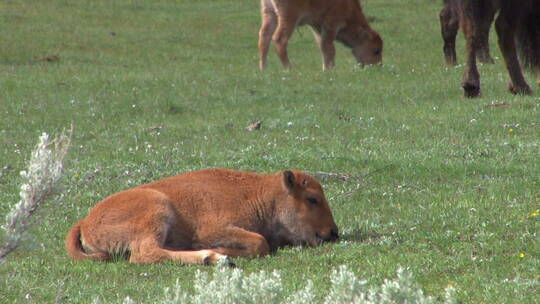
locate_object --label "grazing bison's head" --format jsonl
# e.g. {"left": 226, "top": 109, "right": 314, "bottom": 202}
{"left": 339, "top": 27, "right": 383, "bottom": 66}
{"left": 274, "top": 170, "right": 339, "bottom": 247}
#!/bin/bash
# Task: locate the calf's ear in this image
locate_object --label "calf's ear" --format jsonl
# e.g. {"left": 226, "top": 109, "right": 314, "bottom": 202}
{"left": 282, "top": 170, "right": 297, "bottom": 193}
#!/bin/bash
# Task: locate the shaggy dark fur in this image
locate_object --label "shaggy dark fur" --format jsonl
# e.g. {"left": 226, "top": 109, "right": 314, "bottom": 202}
{"left": 448, "top": 0, "right": 540, "bottom": 97}
{"left": 439, "top": 0, "right": 495, "bottom": 65}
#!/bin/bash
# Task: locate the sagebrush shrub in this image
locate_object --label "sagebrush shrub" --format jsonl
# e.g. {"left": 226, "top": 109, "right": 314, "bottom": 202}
{"left": 0, "top": 130, "right": 71, "bottom": 261}
{"left": 145, "top": 264, "right": 457, "bottom": 304}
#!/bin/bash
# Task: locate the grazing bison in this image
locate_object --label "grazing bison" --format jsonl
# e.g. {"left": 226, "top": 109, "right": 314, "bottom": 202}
{"left": 453, "top": 0, "right": 540, "bottom": 97}
{"left": 258, "top": 0, "right": 383, "bottom": 70}
{"left": 66, "top": 169, "right": 339, "bottom": 265}
{"left": 439, "top": 0, "right": 495, "bottom": 65}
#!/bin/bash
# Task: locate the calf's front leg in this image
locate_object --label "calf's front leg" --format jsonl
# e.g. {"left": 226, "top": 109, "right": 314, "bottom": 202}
{"left": 273, "top": 16, "right": 298, "bottom": 69}
{"left": 259, "top": 6, "right": 278, "bottom": 70}
{"left": 199, "top": 226, "right": 270, "bottom": 258}
{"left": 314, "top": 27, "right": 337, "bottom": 70}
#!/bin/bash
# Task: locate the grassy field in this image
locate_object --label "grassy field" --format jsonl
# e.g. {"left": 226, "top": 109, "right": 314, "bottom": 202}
{"left": 1, "top": 0, "right": 538, "bottom": 302}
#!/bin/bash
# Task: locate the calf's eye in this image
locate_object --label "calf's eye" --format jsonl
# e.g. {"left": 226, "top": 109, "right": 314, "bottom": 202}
{"left": 307, "top": 197, "right": 318, "bottom": 205}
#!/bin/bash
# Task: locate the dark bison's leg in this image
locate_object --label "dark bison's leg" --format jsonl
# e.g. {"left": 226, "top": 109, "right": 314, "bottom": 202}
{"left": 476, "top": 6, "right": 495, "bottom": 64}
{"left": 259, "top": 4, "right": 278, "bottom": 70}
{"left": 440, "top": 1, "right": 459, "bottom": 65}
{"left": 495, "top": 7, "right": 532, "bottom": 95}
{"left": 461, "top": 1, "right": 481, "bottom": 98}
{"left": 202, "top": 226, "right": 270, "bottom": 258}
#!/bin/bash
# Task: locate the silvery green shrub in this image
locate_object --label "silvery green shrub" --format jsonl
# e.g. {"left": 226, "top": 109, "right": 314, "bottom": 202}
{"left": 163, "top": 266, "right": 285, "bottom": 304}
{"left": 0, "top": 130, "right": 71, "bottom": 261}
{"left": 154, "top": 265, "right": 457, "bottom": 304}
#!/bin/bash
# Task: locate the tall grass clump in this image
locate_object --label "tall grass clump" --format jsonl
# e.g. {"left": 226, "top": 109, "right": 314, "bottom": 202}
{"left": 0, "top": 130, "right": 71, "bottom": 261}
{"left": 117, "top": 265, "right": 457, "bottom": 304}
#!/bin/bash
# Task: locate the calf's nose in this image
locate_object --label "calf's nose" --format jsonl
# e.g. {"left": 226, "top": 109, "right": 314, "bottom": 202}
{"left": 330, "top": 229, "right": 339, "bottom": 242}
{"left": 317, "top": 228, "right": 339, "bottom": 243}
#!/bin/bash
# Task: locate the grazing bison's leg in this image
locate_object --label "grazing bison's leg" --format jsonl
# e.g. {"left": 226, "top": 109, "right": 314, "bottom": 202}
{"left": 440, "top": 3, "right": 459, "bottom": 66}
{"left": 495, "top": 10, "right": 532, "bottom": 95}
{"left": 314, "top": 27, "right": 337, "bottom": 70}
{"left": 129, "top": 237, "right": 229, "bottom": 265}
{"left": 259, "top": 4, "right": 278, "bottom": 70}
{"left": 203, "top": 227, "right": 270, "bottom": 258}
{"left": 272, "top": 16, "right": 298, "bottom": 69}
{"left": 461, "top": 2, "right": 482, "bottom": 98}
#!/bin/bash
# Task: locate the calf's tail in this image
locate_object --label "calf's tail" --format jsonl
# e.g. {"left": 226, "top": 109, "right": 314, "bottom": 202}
{"left": 65, "top": 222, "right": 109, "bottom": 261}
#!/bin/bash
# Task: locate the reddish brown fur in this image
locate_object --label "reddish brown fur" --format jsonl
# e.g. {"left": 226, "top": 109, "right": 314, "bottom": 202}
{"left": 258, "top": 0, "right": 382, "bottom": 70}
{"left": 66, "top": 169, "right": 338, "bottom": 265}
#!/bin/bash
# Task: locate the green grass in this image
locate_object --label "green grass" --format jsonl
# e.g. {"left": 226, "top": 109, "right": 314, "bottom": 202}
{"left": 1, "top": 0, "right": 538, "bottom": 302}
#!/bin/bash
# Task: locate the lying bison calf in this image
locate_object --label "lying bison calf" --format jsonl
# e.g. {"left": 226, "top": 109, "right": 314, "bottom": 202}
{"left": 66, "top": 169, "right": 339, "bottom": 265}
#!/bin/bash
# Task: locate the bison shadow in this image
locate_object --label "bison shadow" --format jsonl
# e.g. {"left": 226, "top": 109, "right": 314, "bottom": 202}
{"left": 340, "top": 227, "right": 384, "bottom": 243}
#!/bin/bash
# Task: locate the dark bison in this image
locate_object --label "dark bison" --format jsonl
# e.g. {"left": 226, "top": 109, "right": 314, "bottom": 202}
{"left": 448, "top": 0, "right": 540, "bottom": 97}
{"left": 439, "top": 0, "right": 495, "bottom": 65}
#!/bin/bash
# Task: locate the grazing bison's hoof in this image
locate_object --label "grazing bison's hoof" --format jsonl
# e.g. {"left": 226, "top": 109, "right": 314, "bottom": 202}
{"left": 508, "top": 82, "right": 532, "bottom": 95}
{"left": 463, "top": 82, "right": 481, "bottom": 98}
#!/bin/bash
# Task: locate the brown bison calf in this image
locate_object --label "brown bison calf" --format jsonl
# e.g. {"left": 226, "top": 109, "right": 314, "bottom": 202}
{"left": 66, "top": 169, "right": 339, "bottom": 265}
{"left": 258, "top": 0, "right": 383, "bottom": 70}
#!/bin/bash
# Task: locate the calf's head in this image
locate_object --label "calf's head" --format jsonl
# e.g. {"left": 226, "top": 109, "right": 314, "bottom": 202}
{"left": 275, "top": 170, "right": 339, "bottom": 247}
{"left": 338, "top": 27, "right": 383, "bottom": 66}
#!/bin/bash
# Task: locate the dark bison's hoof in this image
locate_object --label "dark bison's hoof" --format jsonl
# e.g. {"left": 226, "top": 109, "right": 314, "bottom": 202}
{"left": 508, "top": 82, "right": 532, "bottom": 95}
{"left": 463, "top": 83, "right": 481, "bottom": 98}
{"left": 479, "top": 56, "right": 494, "bottom": 64}
{"left": 443, "top": 53, "right": 457, "bottom": 66}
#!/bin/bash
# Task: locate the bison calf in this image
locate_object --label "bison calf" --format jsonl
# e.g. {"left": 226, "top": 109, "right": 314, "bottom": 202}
{"left": 258, "top": 0, "right": 383, "bottom": 70}
{"left": 66, "top": 169, "right": 339, "bottom": 265}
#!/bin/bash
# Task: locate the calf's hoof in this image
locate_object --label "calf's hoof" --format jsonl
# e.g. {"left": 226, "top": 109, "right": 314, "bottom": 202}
{"left": 217, "top": 255, "right": 236, "bottom": 268}
{"left": 463, "top": 82, "right": 481, "bottom": 98}
{"left": 200, "top": 250, "right": 234, "bottom": 267}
